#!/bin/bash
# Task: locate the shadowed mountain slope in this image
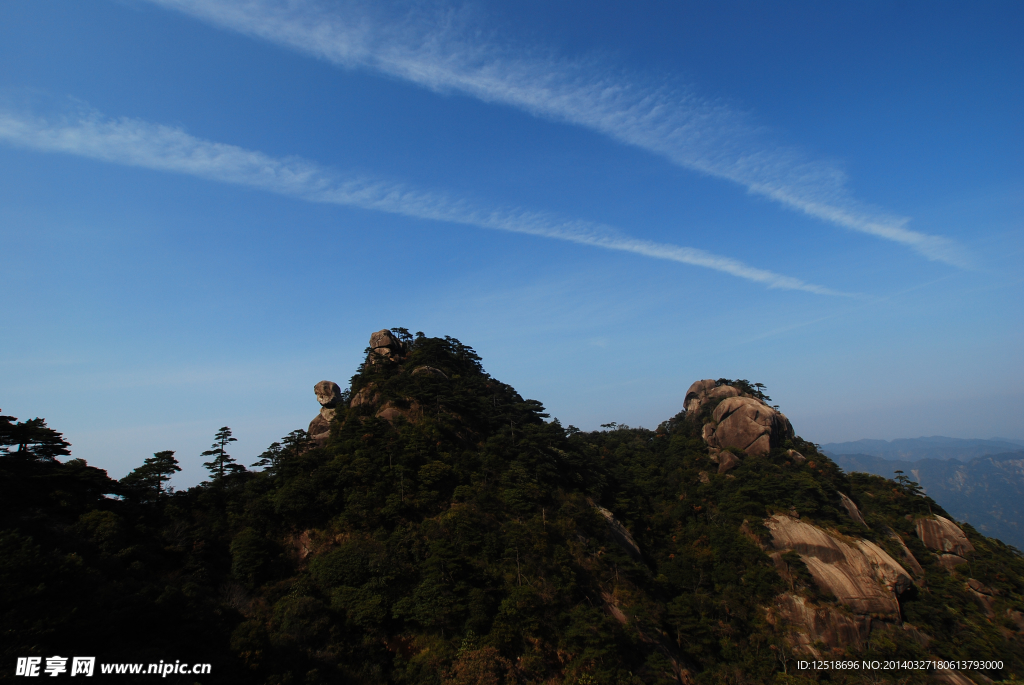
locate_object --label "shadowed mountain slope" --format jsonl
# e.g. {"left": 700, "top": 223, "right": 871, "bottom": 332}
{"left": 4, "top": 332, "right": 1024, "bottom": 685}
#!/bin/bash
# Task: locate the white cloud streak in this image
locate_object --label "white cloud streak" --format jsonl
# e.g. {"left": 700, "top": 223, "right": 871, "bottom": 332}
{"left": 142, "top": 0, "right": 965, "bottom": 266}
{"left": 0, "top": 108, "right": 842, "bottom": 294}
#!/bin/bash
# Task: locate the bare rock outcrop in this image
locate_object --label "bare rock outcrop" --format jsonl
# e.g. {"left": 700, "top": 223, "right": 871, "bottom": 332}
{"left": 593, "top": 504, "right": 642, "bottom": 558}
{"left": 933, "top": 671, "right": 978, "bottom": 685}
{"left": 717, "top": 451, "right": 740, "bottom": 474}
{"left": 968, "top": 578, "right": 997, "bottom": 596}
{"left": 915, "top": 516, "right": 975, "bottom": 556}
{"left": 308, "top": 380, "right": 343, "bottom": 440}
{"left": 684, "top": 379, "right": 793, "bottom": 457}
{"left": 350, "top": 384, "right": 380, "bottom": 409}
{"left": 839, "top": 493, "right": 868, "bottom": 527}
{"left": 772, "top": 593, "right": 871, "bottom": 655}
{"left": 967, "top": 579, "right": 997, "bottom": 616}
{"left": 412, "top": 365, "right": 448, "bottom": 380}
{"left": 348, "top": 378, "right": 424, "bottom": 425}
{"left": 375, "top": 400, "right": 422, "bottom": 424}
{"left": 684, "top": 379, "right": 741, "bottom": 415}
{"left": 369, "top": 329, "right": 405, "bottom": 360}
{"left": 766, "top": 514, "right": 911, "bottom": 619}
{"left": 308, "top": 413, "right": 330, "bottom": 439}
{"left": 315, "top": 380, "right": 342, "bottom": 407}
{"left": 936, "top": 554, "right": 968, "bottom": 571}
{"left": 349, "top": 385, "right": 423, "bottom": 424}
{"left": 704, "top": 397, "right": 794, "bottom": 457}
{"left": 885, "top": 528, "right": 925, "bottom": 579}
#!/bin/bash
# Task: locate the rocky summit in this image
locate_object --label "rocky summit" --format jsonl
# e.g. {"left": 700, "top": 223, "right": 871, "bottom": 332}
{"left": 4, "top": 331, "right": 1024, "bottom": 685}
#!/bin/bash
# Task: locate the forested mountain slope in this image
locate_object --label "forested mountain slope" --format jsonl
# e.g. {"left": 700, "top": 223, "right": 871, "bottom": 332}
{"left": 831, "top": 452, "right": 1024, "bottom": 551}
{"left": 4, "top": 330, "right": 1024, "bottom": 685}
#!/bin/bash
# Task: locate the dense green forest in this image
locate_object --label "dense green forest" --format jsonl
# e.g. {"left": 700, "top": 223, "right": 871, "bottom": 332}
{"left": 4, "top": 331, "right": 1024, "bottom": 684}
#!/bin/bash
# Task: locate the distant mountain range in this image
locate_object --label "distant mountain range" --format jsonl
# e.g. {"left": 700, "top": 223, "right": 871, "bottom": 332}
{"left": 822, "top": 436, "right": 1024, "bottom": 462}
{"left": 831, "top": 450, "right": 1024, "bottom": 550}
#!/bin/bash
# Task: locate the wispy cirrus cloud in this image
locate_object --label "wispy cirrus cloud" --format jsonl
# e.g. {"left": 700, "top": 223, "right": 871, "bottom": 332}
{"left": 0, "top": 107, "right": 844, "bottom": 294}
{"left": 143, "top": 0, "right": 965, "bottom": 266}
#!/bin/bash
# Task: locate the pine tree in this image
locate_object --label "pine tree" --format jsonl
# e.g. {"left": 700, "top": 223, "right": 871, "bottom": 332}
{"left": 122, "top": 450, "right": 181, "bottom": 500}
{"left": 0, "top": 410, "right": 16, "bottom": 450}
{"left": 0, "top": 413, "right": 72, "bottom": 460}
{"left": 251, "top": 442, "right": 283, "bottom": 472}
{"left": 251, "top": 429, "right": 308, "bottom": 474}
{"left": 202, "top": 427, "right": 243, "bottom": 482}
{"left": 148, "top": 450, "right": 181, "bottom": 496}
{"left": 893, "top": 469, "right": 924, "bottom": 497}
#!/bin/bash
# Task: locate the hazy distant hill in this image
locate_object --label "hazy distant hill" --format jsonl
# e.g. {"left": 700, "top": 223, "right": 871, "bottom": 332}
{"left": 833, "top": 451, "right": 1024, "bottom": 549}
{"left": 822, "top": 436, "right": 1024, "bottom": 462}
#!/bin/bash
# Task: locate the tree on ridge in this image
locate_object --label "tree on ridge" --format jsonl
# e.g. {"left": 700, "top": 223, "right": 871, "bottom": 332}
{"left": 202, "top": 426, "right": 243, "bottom": 482}
{"left": 0, "top": 411, "right": 72, "bottom": 460}
{"left": 121, "top": 450, "right": 181, "bottom": 500}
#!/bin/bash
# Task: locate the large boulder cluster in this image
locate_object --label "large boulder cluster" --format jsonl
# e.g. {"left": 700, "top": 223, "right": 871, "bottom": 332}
{"left": 369, "top": 329, "right": 405, "bottom": 361}
{"left": 684, "top": 379, "right": 793, "bottom": 459}
{"left": 306, "top": 330, "right": 431, "bottom": 439}
{"left": 683, "top": 379, "right": 742, "bottom": 415}
{"left": 705, "top": 397, "right": 793, "bottom": 457}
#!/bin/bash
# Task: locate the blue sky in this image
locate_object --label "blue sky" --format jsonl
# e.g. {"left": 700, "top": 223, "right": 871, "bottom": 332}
{"left": 2, "top": 0, "right": 1022, "bottom": 487}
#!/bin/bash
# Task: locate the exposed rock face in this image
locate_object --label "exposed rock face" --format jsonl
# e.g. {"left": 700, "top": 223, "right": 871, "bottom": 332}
{"left": 348, "top": 374, "right": 424, "bottom": 425}
{"left": 593, "top": 505, "right": 642, "bottom": 558}
{"left": 683, "top": 379, "right": 741, "bottom": 415}
{"left": 968, "top": 578, "right": 997, "bottom": 595}
{"left": 704, "top": 397, "right": 793, "bottom": 457}
{"left": 308, "top": 380, "right": 342, "bottom": 440}
{"left": 773, "top": 593, "right": 871, "bottom": 655}
{"left": 967, "top": 582, "right": 997, "bottom": 616}
{"left": 375, "top": 400, "right": 422, "bottom": 424}
{"left": 308, "top": 413, "right": 330, "bottom": 438}
{"left": 886, "top": 528, "right": 925, "bottom": 579}
{"left": 933, "top": 671, "right": 978, "bottom": 685}
{"left": 902, "top": 623, "right": 930, "bottom": 648}
{"left": 857, "top": 540, "right": 914, "bottom": 596}
{"left": 786, "top": 449, "right": 807, "bottom": 464}
{"left": 369, "top": 329, "right": 404, "bottom": 359}
{"left": 314, "top": 380, "right": 342, "bottom": 407}
{"left": 717, "top": 452, "right": 740, "bottom": 474}
{"left": 601, "top": 591, "right": 629, "bottom": 624}
{"left": 915, "top": 516, "right": 975, "bottom": 556}
{"left": 936, "top": 554, "right": 968, "bottom": 571}
{"left": 412, "top": 365, "right": 448, "bottom": 380}
{"left": 839, "top": 493, "right": 868, "bottom": 527}
{"left": 350, "top": 384, "right": 379, "bottom": 409}
{"left": 701, "top": 422, "right": 715, "bottom": 443}
{"left": 766, "top": 514, "right": 911, "bottom": 618}
{"left": 599, "top": 591, "right": 694, "bottom": 684}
